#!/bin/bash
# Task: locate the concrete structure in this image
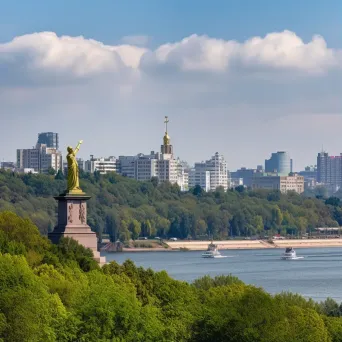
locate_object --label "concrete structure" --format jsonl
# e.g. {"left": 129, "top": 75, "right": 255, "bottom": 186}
{"left": 265, "top": 151, "right": 292, "bottom": 175}
{"left": 37, "top": 132, "right": 59, "bottom": 150}
{"left": 252, "top": 174, "right": 304, "bottom": 194}
{"left": 118, "top": 156, "right": 136, "bottom": 178}
{"left": 229, "top": 177, "right": 243, "bottom": 188}
{"left": 189, "top": 169, "right": 211, "bottom": 191}
{"left": 85, "top": 156, "right": 118, "bottom": 174}
{"left": 17, "top": 143, "right": 62, "bottom": 173}
{"left": 77, "top": 158, "right": 85, "bottom": 171}
{"left": 192, "top": 153, "right": 228, "bottom": 191}
{"left": 317, "top": 152, "right": 342, "bottom": 192}
{"left": 299, "top": 166, "right": 318, "bottom": 190}
{"left": 230, "top": 167, "right": 264, "bottom": 187}
{"left": 48, "top": 193, "right": 105, "bottom": 265}
{"left": 0, "top": 161, "right": 16, "bottom": 171}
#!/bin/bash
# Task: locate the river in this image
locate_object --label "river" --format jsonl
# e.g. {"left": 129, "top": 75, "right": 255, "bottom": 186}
{"left": 102, "top": 247, "right": 342, "bottom": 302}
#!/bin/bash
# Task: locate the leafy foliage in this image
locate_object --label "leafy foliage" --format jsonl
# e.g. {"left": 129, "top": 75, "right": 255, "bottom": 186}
{"left": 0, "top": 212, "right": 341, "bottom": 341}
{"left": 0, "top": 170, "right": 340, "bottom": 243}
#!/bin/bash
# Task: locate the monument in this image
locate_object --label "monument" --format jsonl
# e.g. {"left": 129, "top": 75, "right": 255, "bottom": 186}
{"left": 48, "top": 140, "right": 106, "bottom": 265}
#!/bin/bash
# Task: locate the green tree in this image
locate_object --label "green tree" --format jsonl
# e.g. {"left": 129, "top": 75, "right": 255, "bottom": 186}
{"left": 54, "top": 169, "right": 65, "bottom": 180}
{"left": 130, "top": 219, "right": 141, "bottom": 240}
{"left": 252, "top": 215, "right": 264, "bottom": 235}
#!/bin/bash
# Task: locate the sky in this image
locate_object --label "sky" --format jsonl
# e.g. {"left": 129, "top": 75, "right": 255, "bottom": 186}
{"left": 0, "top": 0, "right": 341, "bottom": 170}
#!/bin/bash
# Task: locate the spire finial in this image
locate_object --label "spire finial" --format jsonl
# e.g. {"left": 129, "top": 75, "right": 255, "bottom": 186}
{"left": 164, "top": 116, "right": 169, "bottom": 134}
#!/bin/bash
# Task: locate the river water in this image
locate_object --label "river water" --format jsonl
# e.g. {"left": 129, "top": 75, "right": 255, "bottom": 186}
{"left": 102, "top": 247, "right": 342, "bottom": 302}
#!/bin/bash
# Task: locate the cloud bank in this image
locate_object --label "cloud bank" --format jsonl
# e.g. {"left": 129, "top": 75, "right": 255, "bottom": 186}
{"left": 0, "top": 30, "right": 341, "bottom": 169}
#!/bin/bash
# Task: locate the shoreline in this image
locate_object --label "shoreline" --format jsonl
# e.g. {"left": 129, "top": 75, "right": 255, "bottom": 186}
{"left": 102, "top": 239, "right": 342, "bottom": 253}
{"left": 168, "top": 239, "right": 342, "bottom": 251}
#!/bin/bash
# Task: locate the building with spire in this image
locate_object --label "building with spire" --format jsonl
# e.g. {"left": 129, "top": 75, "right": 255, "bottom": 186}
{"left": 87, "top": 116, "right": 188, "bottom": 190}
{"left": 133, "top": 116, "right": 188, "bottom": 190}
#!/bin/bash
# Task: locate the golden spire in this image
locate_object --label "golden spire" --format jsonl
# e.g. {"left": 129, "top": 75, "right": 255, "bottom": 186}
{"left": 163, "top": 116, "right": 170, "bottom": 145}
{"left": 164, "top": 116, "right": 169, "bottom": 134}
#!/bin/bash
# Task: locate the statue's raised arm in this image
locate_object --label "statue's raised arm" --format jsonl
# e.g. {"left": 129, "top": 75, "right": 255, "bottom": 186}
{"left": 66, "top": 140, "right": 83, "bottom": 194}
{"left": 74, "top": 140, "right": 83, "bottom": 155}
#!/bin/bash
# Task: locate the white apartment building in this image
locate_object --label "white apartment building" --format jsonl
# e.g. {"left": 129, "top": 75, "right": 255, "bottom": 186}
{"left": 17, "top": 144, "right": 62, "bottom": 173}
{"left": 251, "top": 174, "right": 304, "bottom": 194}
{"left": 191, "top": 153, "right": 228, "bottom": 191}
{"left": 85, "top": 156, "right": 118, "bottom": 174}
{"left": 189, "top": 169, "right": 211, "bottom": 191}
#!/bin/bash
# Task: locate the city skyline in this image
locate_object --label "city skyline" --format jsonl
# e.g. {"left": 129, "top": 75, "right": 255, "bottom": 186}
{"left": 12, "top": 128, "right": 323, "bottom": 174}
{"left": 0, "top": 1, "right": 341, "bottom": 170}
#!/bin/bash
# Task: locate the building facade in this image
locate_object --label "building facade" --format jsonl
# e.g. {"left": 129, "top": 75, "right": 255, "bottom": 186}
{"left": 189, "top": 169, "right": 211, "bottom": 191}
{"left": 299, "top": 166, "right": 318, "bottom": 190}
{"left": 230, "top": 166, "right": 264, "bottom": 187}
{"left": 37, "top": 132, "right": 59, "bottom": 150}
{"left": 251, "top": 174, "right": 304, "bottom": 194}
{"left": 265, "top": 151, "right": 292, "bottom": 175}
{"left": 85, "top": 156, "right": 118, "bottom": 174}
{"left": 191, "top": 153, "right": 228, "bottom": 191}
{"left": 17, "top": 143, "right": 62, "bottom": 173}
{"left": 317, "top": 152, "right": 342, "bottom": 192}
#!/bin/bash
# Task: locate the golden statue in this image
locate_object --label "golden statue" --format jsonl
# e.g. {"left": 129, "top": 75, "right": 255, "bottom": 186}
{"left": 66, "top": 140, "right": 83, "bottom": 194}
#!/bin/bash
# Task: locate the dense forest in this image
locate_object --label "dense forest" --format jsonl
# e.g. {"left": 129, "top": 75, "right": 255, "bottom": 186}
{"left": 1, "top": 211, "right": 342, "bottom": 342}
{"left": 1, "top": 169, "right": 342, "bottom": 242}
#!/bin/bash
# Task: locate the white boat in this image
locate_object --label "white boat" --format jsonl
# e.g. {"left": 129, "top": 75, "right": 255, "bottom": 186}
{"left": 281, "top": 247, "right": 304, "bottom": 260}
{"left": 202, "top": 242, "right": 227, "bottom": 258}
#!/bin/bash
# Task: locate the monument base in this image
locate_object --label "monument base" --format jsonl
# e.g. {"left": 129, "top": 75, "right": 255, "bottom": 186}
{"left": 48, "top": 193, "right": 106, "bottom": 266}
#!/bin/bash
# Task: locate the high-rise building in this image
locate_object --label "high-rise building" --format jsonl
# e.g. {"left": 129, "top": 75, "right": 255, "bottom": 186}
{"left": 317, "top": 152, "right": 342, "bottom": 191}
{"left": 37, "top": 132, "right": 59, "bottom": 150}
{"left": 265, "top": 151, "right": 292, "bottom": 175}
{"left": 191, "top": 153, "right": 228, "bottom": 191}
{"left": 17, "top": 143, "right": 62, "bottom": 173}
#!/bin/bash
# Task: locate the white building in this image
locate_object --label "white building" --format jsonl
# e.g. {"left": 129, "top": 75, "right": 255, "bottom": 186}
{"left": 189, "top": 169, "right": 211, "bottom": 191}
{"left": 85, "top": 156, "right": 118, "bottom": 174}
{"left": 17, "top": 143, "right": 62, "bottom": 173}
{"left": 191, "top": 153, "right": 228, "bottom": 191}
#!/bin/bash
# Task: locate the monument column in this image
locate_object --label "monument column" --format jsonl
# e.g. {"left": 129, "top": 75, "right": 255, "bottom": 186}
{"left": 48, "top": 140, "right": 105, "bottom": 265}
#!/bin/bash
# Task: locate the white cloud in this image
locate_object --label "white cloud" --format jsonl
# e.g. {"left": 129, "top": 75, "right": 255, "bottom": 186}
{"left": 0, "top": 30, "right": 341, "bottom": 170}
{"left": 141, "top": 30, "right": 341, "bottom": 74}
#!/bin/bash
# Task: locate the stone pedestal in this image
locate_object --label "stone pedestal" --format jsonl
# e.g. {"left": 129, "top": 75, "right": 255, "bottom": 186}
{"left": 48, "top": 194, "right": 106, "bottom": 265}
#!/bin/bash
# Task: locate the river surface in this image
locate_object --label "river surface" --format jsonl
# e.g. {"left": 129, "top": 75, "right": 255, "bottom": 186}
{"left": 102, "top": 247, "right": 342, "bottom": 302}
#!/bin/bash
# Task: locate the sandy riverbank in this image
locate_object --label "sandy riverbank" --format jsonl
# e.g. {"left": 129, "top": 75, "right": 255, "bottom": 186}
{"left": 167, "top": 239, "right": 342, "bottom": 251}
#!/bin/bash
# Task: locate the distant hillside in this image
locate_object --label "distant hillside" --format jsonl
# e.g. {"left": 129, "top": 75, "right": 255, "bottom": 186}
{"left": 0, "top": 170, "right": 341, "bottom": 241}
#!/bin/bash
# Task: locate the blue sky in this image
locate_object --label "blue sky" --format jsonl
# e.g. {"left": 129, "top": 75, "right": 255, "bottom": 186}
{"left": 0, "top": 0, "right": 341, "bottom": 169}
{"left": 1, "top": 0, "right": 341, "bottom": 47}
